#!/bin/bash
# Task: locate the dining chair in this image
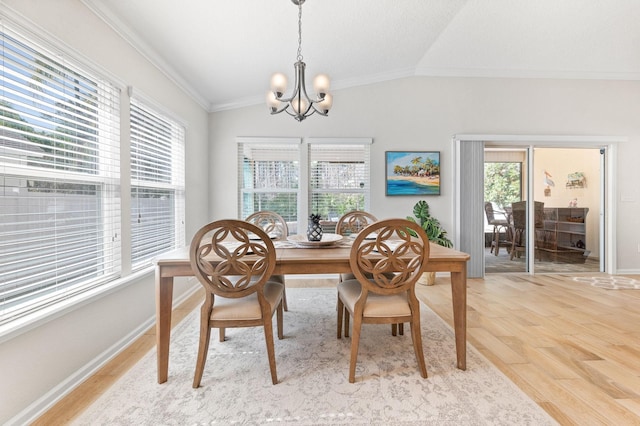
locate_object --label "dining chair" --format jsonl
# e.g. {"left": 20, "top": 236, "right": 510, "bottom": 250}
{"left": 335, "top": 210, "right": 402, "bottom": 335}
{"left": 189, "top": 219, "right": 285, "bottom": 387}
{"left": 336, "top": 210, "right": 378, "bottom": 236}
{"left": 336, "top": 218, "right": 430, "bottom": 383}
{"left": 335, "top": 210, "right": 379, "bottom": 283}
{"left": 509, "top": 201, "right": 544, "bottom": 261}
{"left": 484, "top": 202, "right": 509, "bottom": 256}
{"left": 245, "top": 211, "right": 289, "bottom": 311}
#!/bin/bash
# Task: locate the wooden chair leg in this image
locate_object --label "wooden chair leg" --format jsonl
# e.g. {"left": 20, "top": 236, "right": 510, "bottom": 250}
{"left": 282, "top": 284, "right": 288, "bottom": 311}
{"left": 344, "top": 308, "right": 350, "bottom": 338}
{"left": 193, "top": 309, "right": 212, "bottom": 388}
{"left": 277, "top": 300, "right": 284, "bottom": 339}
{"left": 509, "top": 229, "right": 519, "bottom": 260}
{"left": 490, "top": 226, "right": 497, "bottom": 254}
{"left": 348, "top": 316, "right": 363, "bottom": 383}
{"left": 219, "top": 328, "right": 225, "bottom": 342}
{"left": 337, "top": 297, "right": 344, "bottom": 338}
{"left": 410, "top": 316, "right": 428, "bottom": 378}
{"left": 391, "top": 323, "right": 404, "bottom": 335}
{"left": 263, "top": 316, "right": 278, "bottom": 385}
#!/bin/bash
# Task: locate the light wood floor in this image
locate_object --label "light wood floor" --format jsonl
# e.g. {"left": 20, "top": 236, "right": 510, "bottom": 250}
{"left": 33, "top": 274, "right": 640, "bottom": 425}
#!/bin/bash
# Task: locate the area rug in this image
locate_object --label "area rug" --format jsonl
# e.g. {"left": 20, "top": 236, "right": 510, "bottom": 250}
{"left": 72, "top": 288, "right": 556, "bottom": 425}
{"left": 573, "top": 275, "right": 640, "bottom": 290}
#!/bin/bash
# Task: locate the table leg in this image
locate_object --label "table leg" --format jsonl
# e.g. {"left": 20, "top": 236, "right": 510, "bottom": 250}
{"left": 450, "top": 268, "right": 467, "bottom": 370}
{"left": 156, "top": 266, "right": 174, "bottom": 384}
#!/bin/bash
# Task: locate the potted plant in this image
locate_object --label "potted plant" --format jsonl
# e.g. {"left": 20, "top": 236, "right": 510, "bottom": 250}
{"left": 406, "top": 200, "right": 453, "bottom": 285}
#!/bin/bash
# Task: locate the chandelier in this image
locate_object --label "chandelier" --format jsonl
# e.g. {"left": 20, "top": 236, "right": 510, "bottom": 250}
{"left": 266, "top": 0, "right": 332, "bottom": 122}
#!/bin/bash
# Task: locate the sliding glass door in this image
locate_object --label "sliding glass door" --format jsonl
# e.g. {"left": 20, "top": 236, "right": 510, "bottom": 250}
{"left": 455, "top": 135, "right": 610, "bottom": 278}
{"left": 484, "top": 152, "right": 525, "bottom": 273}
{"left": 531, "top": 148, "right": 602, "bottom": 273}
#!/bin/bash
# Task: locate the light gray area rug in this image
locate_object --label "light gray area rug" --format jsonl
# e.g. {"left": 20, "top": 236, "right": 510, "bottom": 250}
{"left": 73, "top": 288, "right": 556, "bottom": 425}
{"left": 573, "top": 275, "right": 640, "bottom": 290}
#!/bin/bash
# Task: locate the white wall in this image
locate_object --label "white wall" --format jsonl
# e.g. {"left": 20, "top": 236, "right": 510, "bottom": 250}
{"left": 209, "top": 77, "right": 640, "bottom": 272}
{"left": 1, "top": 1, "right": 209, "bottom": 423}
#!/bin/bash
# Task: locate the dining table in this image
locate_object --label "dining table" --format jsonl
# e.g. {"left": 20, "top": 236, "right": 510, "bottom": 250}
{"left": 154, "top": 239, "right": 470, "bottom": 384}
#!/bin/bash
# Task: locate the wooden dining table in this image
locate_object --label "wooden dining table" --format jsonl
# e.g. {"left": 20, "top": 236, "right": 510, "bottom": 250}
{"left": 154, "top": 241, "right": 470, "bottom": 384}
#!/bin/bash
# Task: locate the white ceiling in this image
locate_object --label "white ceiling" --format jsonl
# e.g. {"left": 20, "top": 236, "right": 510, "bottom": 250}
{"left": 83, "top": 0, "right": 640, "bottom": 112}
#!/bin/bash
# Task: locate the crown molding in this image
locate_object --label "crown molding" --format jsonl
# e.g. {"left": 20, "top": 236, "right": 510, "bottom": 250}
{"left": 415, "top": 66, "right": 640, "bottom": 81}
{"left": 82, "top": 0, "right": 209, "bottom": 111}
{"left": 209, "top": 66, "right": 416, "bottom": 113}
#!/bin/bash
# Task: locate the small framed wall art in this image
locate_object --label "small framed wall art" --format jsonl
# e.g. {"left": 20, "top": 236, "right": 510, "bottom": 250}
{"left": 385, "top": 151, "right": 441, "bottom": 196}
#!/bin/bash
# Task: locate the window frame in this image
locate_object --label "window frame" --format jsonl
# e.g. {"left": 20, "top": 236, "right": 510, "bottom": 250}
{"left": 129, "top": 97, "right": 186, "bottom": 270}
{"left": 306, "top": 138, "right": 372, "bottom": 225}
{"left": 237, "top": 137, "right": 302, "bottom": 231}
{"left": 0, "top": 15, "right": 186, "bottom": 335}
{"left": 0, "top": 19, "right": 122, "bottom": 329}
{"left": 237, "top": 137, "right": 372, "bottom": 234}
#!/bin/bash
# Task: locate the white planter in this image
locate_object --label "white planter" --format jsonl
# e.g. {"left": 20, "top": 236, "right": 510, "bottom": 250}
{"left": 418, "top": 271, "right": 436, "bottom": 286}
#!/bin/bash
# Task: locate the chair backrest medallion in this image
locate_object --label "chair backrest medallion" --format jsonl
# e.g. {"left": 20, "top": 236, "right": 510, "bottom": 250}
{"left": 349, "top": 218, "right": 430, "bottom": 295}
{"left": 245, "top": 211, "right": 289, "bottom": 240}
{"left": 336, "top": 210, "right": 378, "bottom": 236}
{"left": 189, "top": 219, "right": 276, "bottom": 299}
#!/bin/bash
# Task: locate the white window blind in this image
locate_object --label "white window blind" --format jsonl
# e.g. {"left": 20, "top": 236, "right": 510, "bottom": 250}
{"left": 237, "top": 138, "right": 300, "bottom": 231}
{"left": 0, "top": 24, "right": 121, "bottom": 325}
{"left": 130, "top": 99, "right": 185, "bottom": 269}
{"left": 236, "top": 138, "right": 370, "bottom": 234}
{"left": 308, "top": 139, "right": 371, "bottom": 221}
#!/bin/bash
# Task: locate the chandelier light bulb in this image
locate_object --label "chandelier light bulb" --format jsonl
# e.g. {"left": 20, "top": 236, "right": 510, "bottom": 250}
{"left": 291, "top": 97, "right": 309, "bottom": 115}
{"left": 266, "top": 91, "right": 281, "bottom": 111}
{"left": 270, "top": 73, "right": 287, "bottom": 97}
{"left": 316, "top": 92, "right": 332, "bottom": 113}
{"left": 312, "top": 74, "right": 330, "bottom": 96}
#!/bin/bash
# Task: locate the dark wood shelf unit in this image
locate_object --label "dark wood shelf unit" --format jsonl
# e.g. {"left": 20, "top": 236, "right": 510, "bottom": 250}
{"left": 538, "top": 207, "right": 589, "bottom": 263}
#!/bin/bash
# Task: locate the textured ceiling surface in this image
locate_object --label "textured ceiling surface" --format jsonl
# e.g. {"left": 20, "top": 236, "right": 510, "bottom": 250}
{"left": 83, "top": 0, "right": 640, "bottom": 111}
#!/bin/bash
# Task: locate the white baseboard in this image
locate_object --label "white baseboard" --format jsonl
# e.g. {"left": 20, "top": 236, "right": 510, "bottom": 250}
{"left": 8, "top": 281, "right": 200, "bottom": 426}
{"left": 614, "top": 269, "right": 640, "bottom": 275}
{"left": 287, "top": 273, "right": 340, "bottom": 279}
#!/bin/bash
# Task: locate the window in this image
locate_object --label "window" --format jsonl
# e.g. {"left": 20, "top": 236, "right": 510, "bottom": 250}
{"left": 237, "top": 138, "right": 300, "bottom": 226}
{"left": 308, "top": 138, "right": 371, "bottom": 221}
{"left": 484, "top": 162, "right": 522, "bottom": 209}
{"left": 130, "top": 99, "right": 185, "bottom": 269}
{"left": 0, "top": 23, "right": 120, "bottom": 324}
{"left": 237, "top": 137, "right": 371, "bottom": 233}
{"left": 0, "top": 19, "right": 186, "bottom": 330}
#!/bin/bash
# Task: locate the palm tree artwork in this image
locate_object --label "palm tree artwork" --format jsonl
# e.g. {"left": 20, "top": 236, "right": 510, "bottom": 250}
{"left": 386, "top": 151, "right": 441, "bottom": 196}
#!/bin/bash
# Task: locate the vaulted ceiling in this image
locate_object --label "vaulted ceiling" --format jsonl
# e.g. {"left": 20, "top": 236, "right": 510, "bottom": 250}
{"left": 84, "top": 0, "right": 640, "bottom": 112}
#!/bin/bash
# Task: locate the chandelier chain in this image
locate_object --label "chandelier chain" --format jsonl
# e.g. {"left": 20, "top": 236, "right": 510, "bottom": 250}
{"left": 297, "top": 2, "right": 303, "bottom": 62}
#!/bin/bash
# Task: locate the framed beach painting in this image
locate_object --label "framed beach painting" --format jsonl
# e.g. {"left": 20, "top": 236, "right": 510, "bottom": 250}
{"left": 385, "top": 151, "right": 441, "bottom": 196}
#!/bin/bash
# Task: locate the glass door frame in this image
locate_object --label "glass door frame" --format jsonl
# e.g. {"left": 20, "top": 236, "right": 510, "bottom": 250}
{"left": 453, "top": 134, "right": 620, "bottom": 276}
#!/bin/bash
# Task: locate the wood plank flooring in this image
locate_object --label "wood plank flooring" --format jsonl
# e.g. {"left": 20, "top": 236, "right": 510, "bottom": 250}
{"left": 424, "top": 273, "right": 640, "bottom": 426}
{"left": 33, "top": 274, "right": 640, "bottom": 425}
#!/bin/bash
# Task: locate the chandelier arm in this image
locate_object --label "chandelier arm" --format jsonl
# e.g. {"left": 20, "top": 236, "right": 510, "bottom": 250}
{"left": 296, "top": 61, "right": 313, "bottom": 117}
{"left": 308, "top": 104, "right": 328, "bottom": 116}
{"left": 287, "top": 107, "right": 315, "bottom": 122}
{"left": 273, "top": 61, "right": 304, "bottom": 103}
{"left": 299, "top": 76, "right": 314, "bottom": 104}
{"left": 269, "top": 103, "right": 290, "bottom": 115}
{"left": 283, "top": 108, "right": 304, "bottom": 119}
{"left": 274, "top": 90, "right": 304, "bottom": 104}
